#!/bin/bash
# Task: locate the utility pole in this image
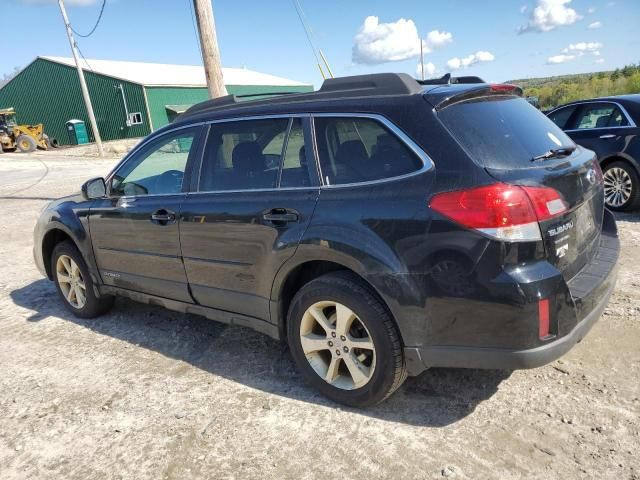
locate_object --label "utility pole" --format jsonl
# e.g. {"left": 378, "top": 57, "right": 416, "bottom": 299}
{"left": 58, "top": 0, "right": 104, "bottom": 158}
{"left": 420, "top": 39, "right": 425, "bottom": 81}
{"left": 192, "top": 0, "right": 227, "bottom": 98}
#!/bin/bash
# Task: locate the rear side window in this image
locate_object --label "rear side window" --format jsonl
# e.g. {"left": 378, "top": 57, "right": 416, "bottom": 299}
{"left": 199, "top": 118, "right": 288, "bottom": 191}
{"left": 313, "top": 117, "right": 422, "bottom": 185}
{"left": 438, "top": 96, "right": 575, "bottom": 170}
{"left": 572, "top": 103, "right": 629, "bottom": 129}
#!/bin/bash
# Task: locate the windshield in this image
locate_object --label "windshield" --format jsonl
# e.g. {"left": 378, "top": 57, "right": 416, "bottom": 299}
{"left": 437, "top": 96, "right": 576, "bottom": 169}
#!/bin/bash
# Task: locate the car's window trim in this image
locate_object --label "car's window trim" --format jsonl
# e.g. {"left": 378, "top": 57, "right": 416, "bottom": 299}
{"left": 548, "top": 100, "right": 637, "bottom": 132}
{"left": 108, "top": 112, "right": 434, "bottom": 197}
{"left": 310, "top": 112, "right": 434, "bottom": 188}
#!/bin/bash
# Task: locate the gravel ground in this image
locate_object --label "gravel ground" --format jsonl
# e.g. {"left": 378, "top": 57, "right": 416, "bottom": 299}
{"left": 0, "top": 152, "right": 638, "bottom": 479}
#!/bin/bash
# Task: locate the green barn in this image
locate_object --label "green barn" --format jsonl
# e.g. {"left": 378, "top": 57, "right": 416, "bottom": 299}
{"left": 0, "top": 56, "right": 313, "bottom": 146}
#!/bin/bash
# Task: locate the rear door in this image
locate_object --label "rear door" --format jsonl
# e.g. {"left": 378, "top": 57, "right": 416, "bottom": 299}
{"left": 563, "top": 102, "right": 631, "bottom": 160}
{"left": 179, "top": 115, "right": 319, "bottom": 321}
{"left": 437, "top": 95, "right": 604, "bottom": 280}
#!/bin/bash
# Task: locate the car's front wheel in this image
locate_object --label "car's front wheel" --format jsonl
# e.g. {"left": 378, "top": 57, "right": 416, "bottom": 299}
{"left": 603, "top": 161, "right": 640, "bottom": 211}
{"left": 287, "top": 272, "right": 406, "bottom": 407}
{"left": 52, "top": 240, "right": 114, "bottom": 318}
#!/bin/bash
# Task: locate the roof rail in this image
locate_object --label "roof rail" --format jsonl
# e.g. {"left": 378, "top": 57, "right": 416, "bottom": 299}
{"left": 419, "top": 73, "right": 486, "bottom": 85}
{"left": 183, "top": 94, "right": 239, "bottom": 116}
{"left": 319, "top": 73, "right": 422, "bottom": 96}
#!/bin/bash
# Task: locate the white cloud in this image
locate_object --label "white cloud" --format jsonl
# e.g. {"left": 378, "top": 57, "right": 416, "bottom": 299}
{"left": 447, "top": 51, "right": 495, "bottom": 70}
{"left": 587, "top": 21, "right": 602, "bottom": 29}
{"left": 518, "top": 0, "right": 582, "bottom": 33}
{"left": 562, "top": 41, "right": 603, "bottom": 53}
{"left": 416, "top": 61, "right": 438, "bottom": 78}
{"left": 18, "top": 0, "right": 99, "bottom": 4}
{"left": 595, "top": 58, "right": 605, "bottom": 64}
{"left": 587, "top": 7, "right": 596, "bottom": 13}
{"left": 592, "top": 50, "right": 601, "bottom": 56}
{"left": 520, "top": 5, "right": 528, "bottom": 13}
{"left": 352, "top": 17, "right": 453, "bottom": 64}
{"left": 424, "top": 30, "right": 453, "bottom": 51}
{"left": 352, "top": 16, "right": 422, "bottom": 64}
{"left": 547, "top": 54, "right": 576, "bottom": 64}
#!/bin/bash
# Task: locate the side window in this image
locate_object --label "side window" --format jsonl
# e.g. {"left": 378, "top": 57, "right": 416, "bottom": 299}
{"left": 313, "top": 116, "right": 423, "bottom": 185}
{"left": 280, "top": 118, "right": 316, "bottom": 188}
{"left": 111, "top": 128, "right": 198, "bottom": 196}
{"left": 548, "top": 105, "right": 577, "bottom": 129}
{"left": 573, "top": 103, "right": 629, "bottom": 130}
{"left": 199, "top": 118, "right": 289, "bottom": 191}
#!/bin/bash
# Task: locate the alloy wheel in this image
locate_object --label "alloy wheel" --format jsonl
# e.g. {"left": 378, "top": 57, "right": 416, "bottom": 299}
{"left": 56, "top": 255, "right": 87, "bottom": 309}
{"left": 603, "top": 167, "right": 633, "bottom": 208}
{"left": 299, "top": 301, "right": 376, "bottom": 390}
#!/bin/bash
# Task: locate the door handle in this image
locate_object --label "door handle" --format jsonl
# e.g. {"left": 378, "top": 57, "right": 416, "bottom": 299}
{"left": 263, "top": 209, "right": 299, "bottom": 225}
{"left": 599, "top": 134, "right": 616, "bottom": 139}
{"left": 151, "top": 209, "right": 176, "bottom": 225}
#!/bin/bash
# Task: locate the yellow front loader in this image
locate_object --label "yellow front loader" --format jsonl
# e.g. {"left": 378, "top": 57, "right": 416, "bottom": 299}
{"left": 0, "top": 108, "right": 57, "bottom": 153}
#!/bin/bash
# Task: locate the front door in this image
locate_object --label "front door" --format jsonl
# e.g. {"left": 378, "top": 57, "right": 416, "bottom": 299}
{"left": 89, "top": 126, "right": 203, "bottom": 302}
{"left": 179, "top": 116, "right": 319, "bottom": 321}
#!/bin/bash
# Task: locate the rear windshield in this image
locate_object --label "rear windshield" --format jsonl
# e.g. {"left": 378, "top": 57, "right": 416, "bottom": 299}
{"left": 437, "top": 96, "right": 575, "bottom": 169}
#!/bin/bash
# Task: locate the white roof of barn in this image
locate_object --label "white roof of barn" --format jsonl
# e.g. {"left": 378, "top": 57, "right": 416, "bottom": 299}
{"left": 39, "top": 56, "right": 310, "bottom": 88}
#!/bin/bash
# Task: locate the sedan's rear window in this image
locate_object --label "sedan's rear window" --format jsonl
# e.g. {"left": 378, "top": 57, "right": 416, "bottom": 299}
{"left": 437, "top": 96, "right": 575, "bottom": 169}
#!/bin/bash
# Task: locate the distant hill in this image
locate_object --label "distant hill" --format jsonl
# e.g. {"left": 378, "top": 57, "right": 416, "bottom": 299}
{"left": 505, "top": 64, "right": 640, "bottom": 110}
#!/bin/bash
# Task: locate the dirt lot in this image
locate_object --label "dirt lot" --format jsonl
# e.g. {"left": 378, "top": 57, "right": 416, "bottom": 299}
{"left": 0, "top": 152, "right": 639, "bottom": 479}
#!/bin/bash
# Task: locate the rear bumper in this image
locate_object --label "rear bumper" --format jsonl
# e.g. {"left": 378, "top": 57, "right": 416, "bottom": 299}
{"left": 404, "top": 210, "right": 620, "bottom": 376}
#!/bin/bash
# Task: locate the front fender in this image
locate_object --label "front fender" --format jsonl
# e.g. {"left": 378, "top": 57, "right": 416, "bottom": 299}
{"left": 36, "top": 197, "right": 99, "bottom": 284}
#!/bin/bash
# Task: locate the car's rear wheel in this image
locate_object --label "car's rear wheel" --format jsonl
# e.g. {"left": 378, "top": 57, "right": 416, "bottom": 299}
{"left": 52, "top": 241, "right": 114, "bottom": 318}
{"left": 287, "top": 272, "right": 406, "bottom": 407}
{"left": 603, "top": 161, "right": 640, "bottom": 211}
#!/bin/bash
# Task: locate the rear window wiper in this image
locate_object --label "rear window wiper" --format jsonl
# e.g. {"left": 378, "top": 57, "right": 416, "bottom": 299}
{"left": 531, "top": 146, "right": 576, "bottom": 162}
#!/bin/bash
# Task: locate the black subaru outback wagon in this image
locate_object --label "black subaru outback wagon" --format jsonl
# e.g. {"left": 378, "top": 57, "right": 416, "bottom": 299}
{"left": 34, "top": 73, "right": 619, "bottom": 406}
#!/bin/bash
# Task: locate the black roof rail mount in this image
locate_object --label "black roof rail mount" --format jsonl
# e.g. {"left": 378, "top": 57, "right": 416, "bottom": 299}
{"left": 319, "top": 73, "right": 423, "bottom": 96}
{"left": 419, "top": 73, "right": 486, "bottom": 85}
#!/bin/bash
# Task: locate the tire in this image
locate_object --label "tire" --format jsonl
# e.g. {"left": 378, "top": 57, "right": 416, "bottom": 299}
{"left": 603, "top": 161, "right": 640, "bottom": 211}
{"left": 43, "top": 134, "right": 59, "bottom": 149}
{"left": 287, "top": 272, "right": 407, "bottom": 407}
{"left": 51, "top": 240, "right": 114, "bottom": 318}
{"left": 15, "top": 134, "right": 37, "bottom": 153}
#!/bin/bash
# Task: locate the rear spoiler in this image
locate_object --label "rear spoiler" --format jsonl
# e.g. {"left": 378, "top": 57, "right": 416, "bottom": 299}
{"left": 428, "top": 84, "right": 524, "bottom": 111}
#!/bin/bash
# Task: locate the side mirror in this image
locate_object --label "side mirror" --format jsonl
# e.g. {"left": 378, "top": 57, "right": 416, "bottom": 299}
{"left": 81, "top": 177, "right": 106, "bottom": 200}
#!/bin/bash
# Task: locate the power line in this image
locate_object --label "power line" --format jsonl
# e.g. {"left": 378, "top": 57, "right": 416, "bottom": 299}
{"left": 292, "top": 0, "right": 323, "bottom": 75}
{"left": 70, "top": 0, "right": 106, "bottom": 38}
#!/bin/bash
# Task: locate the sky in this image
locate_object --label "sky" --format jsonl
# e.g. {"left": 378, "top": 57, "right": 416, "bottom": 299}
{"left": 3, "top": 0, "right": 640, "bottom": 88}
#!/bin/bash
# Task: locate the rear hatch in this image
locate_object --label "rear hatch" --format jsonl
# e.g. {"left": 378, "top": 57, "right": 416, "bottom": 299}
{"left": 431, "top": 87, "right": 604, "bottom": 280}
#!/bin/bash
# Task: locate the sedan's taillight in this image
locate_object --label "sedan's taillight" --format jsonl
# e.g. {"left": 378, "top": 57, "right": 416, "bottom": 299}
{"left": 429, "top": 183, "right": 568, "bottom": 242}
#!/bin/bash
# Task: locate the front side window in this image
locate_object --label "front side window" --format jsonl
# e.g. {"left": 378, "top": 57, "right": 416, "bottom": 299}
{"left": 313, "top": 116, "right": 422, "bottom": 185}
{"left": 573, "top": 103, "right": 629, "bottom": 129}
{"left": 548, "top": 105, "right": 577, "bottom": 129}
{"left": 199, "top": 118, "right": 289, "bottom": 191}
{"left": 110, "top": 128, "right": 198, "bottom": 196}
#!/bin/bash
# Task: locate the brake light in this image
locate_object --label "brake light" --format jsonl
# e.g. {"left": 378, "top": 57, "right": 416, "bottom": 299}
{"left": 429, "top": 183, "right": 567, "bottom": 242}
{"left": 489, "top": 83, "right": 520, "bottom": 94}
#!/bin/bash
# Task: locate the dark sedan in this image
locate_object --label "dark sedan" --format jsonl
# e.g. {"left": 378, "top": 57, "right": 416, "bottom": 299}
{"left": 547, "top": 95, "right": 640, "bottom": 210}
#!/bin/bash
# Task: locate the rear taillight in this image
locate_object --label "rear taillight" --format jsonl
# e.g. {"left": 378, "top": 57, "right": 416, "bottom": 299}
{"left": 429, "top": 183, "right": 568, "bottom": 242}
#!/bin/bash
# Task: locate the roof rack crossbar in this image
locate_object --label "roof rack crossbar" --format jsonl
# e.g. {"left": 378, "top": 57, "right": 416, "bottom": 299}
{"left": 419, "top": 74, "right": 486, "bottom": 85}
{"left": 319, "top": 73, "right": 422, "bottom": 96}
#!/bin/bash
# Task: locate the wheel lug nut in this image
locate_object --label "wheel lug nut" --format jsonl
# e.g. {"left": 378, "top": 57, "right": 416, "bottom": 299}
{"left": 328, "top": 341, "right": 333, "bottom": 347}
{"left": 331, "top": 332, "right": 336, "bottom": 338}
{"left": 340, "top": 336, "right": 346, "bottom": 341}
{"left": 343, "top": 346, "right": 348, "bottom": 353}
{"left": 336, "top": 350, "right": 341, "bottom": 356}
